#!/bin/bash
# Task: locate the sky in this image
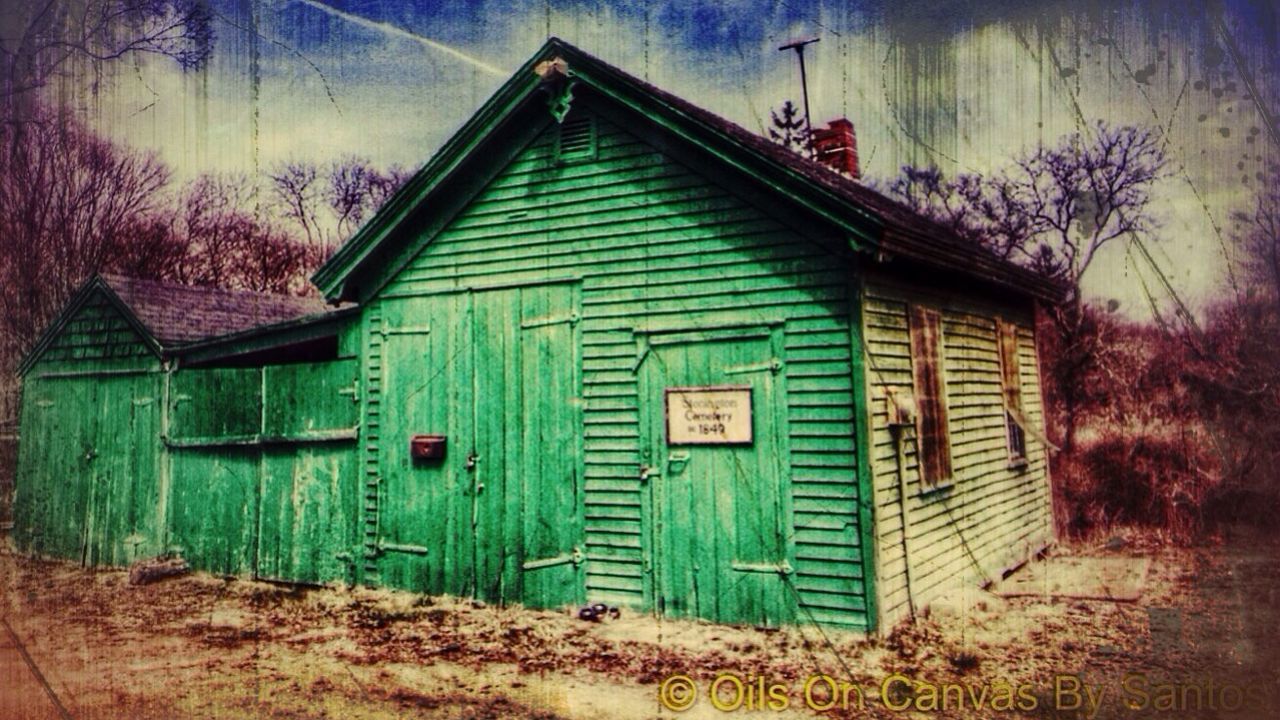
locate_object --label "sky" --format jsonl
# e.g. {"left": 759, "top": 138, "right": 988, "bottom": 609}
{"left": 65, "top": 0, "right": 1280, "bottom": 320}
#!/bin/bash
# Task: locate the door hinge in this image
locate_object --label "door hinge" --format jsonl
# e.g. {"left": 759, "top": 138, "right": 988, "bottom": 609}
{"left": 521, "top": 547, "right": 584, "bottom": 571}
{"left": 521, "top": 310, "right": 579, "bottom": 329}
{"left": 375, "top": 541, "right": 430, "bottom": 556}
{"left": 731, "top": 560, "right": 794, "bottom": 576}
{"left": 380, "top": 324, "right": 432, "bottom": 337}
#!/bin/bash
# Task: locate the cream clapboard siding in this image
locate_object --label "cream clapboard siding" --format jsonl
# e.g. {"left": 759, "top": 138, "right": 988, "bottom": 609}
{"left": 377, "top": 108, "right": 872, "bottom": 629}
{"left": 861, "top": 277, "right": 1054, "bottom": 627}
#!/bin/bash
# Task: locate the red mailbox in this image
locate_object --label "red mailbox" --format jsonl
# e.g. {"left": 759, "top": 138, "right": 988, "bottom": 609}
{"left": 410, "top": 434, "right": 447, "bottom": 461}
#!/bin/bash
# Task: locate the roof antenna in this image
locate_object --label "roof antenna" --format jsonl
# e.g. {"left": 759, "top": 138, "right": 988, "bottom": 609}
{"left": 779, "top": 36, "right": 819, "bottom": 157}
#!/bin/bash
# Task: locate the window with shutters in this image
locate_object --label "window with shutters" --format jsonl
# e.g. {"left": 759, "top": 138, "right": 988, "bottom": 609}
{"left": 554, "top": 113, "right": 596, "bottom": 164}
{"left": 908, "top": 305, "right": 952, "bottom": 488}
{"left": 997, "top": 319, "right": 1028, "bottom": 465}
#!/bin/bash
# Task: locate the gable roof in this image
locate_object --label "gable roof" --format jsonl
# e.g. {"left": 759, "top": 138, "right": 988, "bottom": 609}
{"left": 312, "top": 38, "right": 1065, "bottom": 305}
{"left": 19, "top": 274, "right": 335, "bottom": 374}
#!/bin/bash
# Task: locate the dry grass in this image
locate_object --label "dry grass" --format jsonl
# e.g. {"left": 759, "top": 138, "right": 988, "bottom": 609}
{"left": 1, "top": 526, "right": 1276, "bottom": 719}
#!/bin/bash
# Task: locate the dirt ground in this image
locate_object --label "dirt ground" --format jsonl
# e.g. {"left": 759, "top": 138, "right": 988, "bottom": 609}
{"left": 0, "top": 526, "right": 1276, "bottom": 720}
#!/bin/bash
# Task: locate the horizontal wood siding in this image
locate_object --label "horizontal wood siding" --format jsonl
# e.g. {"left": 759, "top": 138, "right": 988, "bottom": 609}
{"left": 377, "top": 108, "right": 871, "bottom": 629}
{"left": 861, "top": 278, "right": 1052, "bottom": 628}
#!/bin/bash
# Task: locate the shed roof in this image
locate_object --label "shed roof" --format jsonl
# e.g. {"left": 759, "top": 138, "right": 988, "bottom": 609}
{"left": 312, "top": 38, "right": 1066, "bottom": 305}
{"left": 99, "top": 274, "right": 331, "bottom": 346}
{"left": 19, "top": 274, "right": 338, "bottom": 374}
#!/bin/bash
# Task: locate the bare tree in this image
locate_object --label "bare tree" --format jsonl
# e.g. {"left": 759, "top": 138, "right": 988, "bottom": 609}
{"left": 327, "top": 156, "right": 410, "bottom": 240}
{"left": 175, "top": 173, "right": 313, "bottom": 295}
{"left": 270, "top": 157, "right": 410, "bottom": 257}
{"left": 0, "top": 105, "right": 170, "bottom": 366}
{"left": 886, "top": 122, "right": 1168, "bottom": 307}
{"left": 267, "top": 161, "right": 325, "bottom": 248}
{"left": 885, "top": 165, "right": 1033, "bottom": 265}
{"left": 0, "top": 0, "right": 212, "bottom": 121}
{"left": 1231, "top": 162, "right": 1280, "bottom": 310}
{"left": 883, "top": 122, "right": 1169, "bottom": 453}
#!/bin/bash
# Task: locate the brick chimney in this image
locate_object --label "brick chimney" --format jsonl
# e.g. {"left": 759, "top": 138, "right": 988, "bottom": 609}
{"left": 811, "top": 118, "right": 859, "bottom": 179}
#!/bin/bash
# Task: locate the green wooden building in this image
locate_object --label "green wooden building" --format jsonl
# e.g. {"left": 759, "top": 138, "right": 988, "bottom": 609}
{"left": 15, "top": 39, "right": 1062, "bottom": 633}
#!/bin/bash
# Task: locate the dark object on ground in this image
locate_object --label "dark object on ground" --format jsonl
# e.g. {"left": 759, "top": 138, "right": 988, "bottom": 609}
{"left": 128, "top": 556, "right": 190, "bottom": 586}
{"left": 577, "top": 605, "right": 600, "bottom": 622}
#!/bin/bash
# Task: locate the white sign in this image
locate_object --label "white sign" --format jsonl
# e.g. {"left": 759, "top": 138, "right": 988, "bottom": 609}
{"left": 665, "top": 386, "right": 753, "bottom": 445}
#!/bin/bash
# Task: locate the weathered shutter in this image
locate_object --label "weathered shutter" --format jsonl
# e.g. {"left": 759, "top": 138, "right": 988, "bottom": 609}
{"left": 908, "top": 305, "right": 952, "bottom": 485}
{"left": 997, "top": 320, "right": 1023, "bottom": 413}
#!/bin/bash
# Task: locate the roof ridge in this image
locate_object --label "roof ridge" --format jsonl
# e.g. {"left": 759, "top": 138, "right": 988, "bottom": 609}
{"left": 97, "top": 273, "right": 320, "bottom": 303}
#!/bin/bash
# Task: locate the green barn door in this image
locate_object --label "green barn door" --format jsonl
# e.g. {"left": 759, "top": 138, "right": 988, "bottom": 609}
{"left": 378, "top": 284, "right": 581, "bottom": 608}
{"left": 512, "top": 284, "right": 582, "bottom": 608}
{"left": 256, "top": 361, "right": 359, "bottom": 585}
{"left": 469, "top": 284, "right": 582, "bottom": 607}
{"left": 85, "top": 374, "right": 159, "bottom": 566}
{"left": 377, "top": 292, "right": 475, "bottom": 594}
{"left": 639, "top": 332, "right": 792, "bottom": 627}
{"left": 17, "top": 378, "right": 96, "bottom": 560}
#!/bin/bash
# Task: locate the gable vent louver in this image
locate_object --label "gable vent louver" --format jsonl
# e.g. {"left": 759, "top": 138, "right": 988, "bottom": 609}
{"left": 555, "top": 114, "right": 596, "bottom": 164}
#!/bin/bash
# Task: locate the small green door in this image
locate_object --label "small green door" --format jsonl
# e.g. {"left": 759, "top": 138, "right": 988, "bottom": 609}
{"left": 256, "top": 361, "right": 359, "bottom": 585}
{"left": 638, "top": 331, "right": 793, "bottom": 627}
{"left": 16, "top": 377, "right": 95, "bottom": 560}
{"left": 85, "top": 374, "right": 159, "bottom": 566}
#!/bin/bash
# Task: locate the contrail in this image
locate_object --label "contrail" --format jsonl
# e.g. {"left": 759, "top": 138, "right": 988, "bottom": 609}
{"left": 295, "top": 0, "right": 507, "bottom": 77}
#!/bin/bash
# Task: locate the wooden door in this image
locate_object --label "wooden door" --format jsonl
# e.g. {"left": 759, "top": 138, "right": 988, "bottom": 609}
{"left": 638, "top": 332, "right": 793, "bottom": 626}
{"left": 378, "top": 284, "right": 582, "bottom": 608}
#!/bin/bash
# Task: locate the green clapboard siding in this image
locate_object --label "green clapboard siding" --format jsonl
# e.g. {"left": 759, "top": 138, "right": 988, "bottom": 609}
{"left": 861, "top": 277, "right": 1053, "bottom": 627}
{"left": 371, "top": 106, "right": 871, "bottom": 629}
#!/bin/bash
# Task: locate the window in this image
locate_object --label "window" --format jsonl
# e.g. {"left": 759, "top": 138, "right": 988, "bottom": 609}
{"left": 997, "top": 319, "right": 1027, "bottom": 464}
{"left": 554, "top": 113, "right": 596, "bottom": 164}
{"left": 908, "top": 305, "right": 952, "bottom": 487}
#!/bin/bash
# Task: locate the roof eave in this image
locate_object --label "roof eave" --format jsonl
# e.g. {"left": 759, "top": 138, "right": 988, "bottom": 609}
{"left": 311, "top": 42, "right": 562, "bottom": 301}
{"left": 170, "top": 305, "right": 359, "bottom": 360}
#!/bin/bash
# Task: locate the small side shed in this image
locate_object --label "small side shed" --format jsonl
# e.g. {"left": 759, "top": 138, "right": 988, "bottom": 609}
{"left": 15, "top": 275, "right": 361, "bottom": 582}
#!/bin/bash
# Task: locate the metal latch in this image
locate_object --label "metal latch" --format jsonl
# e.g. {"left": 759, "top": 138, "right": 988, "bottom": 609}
{"left": 666, "top": 451, "right": 690, "bottom": 473}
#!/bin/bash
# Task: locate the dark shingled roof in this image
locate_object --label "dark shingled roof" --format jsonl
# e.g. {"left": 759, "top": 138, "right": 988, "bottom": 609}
{"left": 562, "top": 43, "right": 1065, "bottom": 303}
{"left": 100, "top": 274, "right": 333, "bottom": 346}
{"left": 313, "top": 38, "right": 1066, "bottom": 304}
